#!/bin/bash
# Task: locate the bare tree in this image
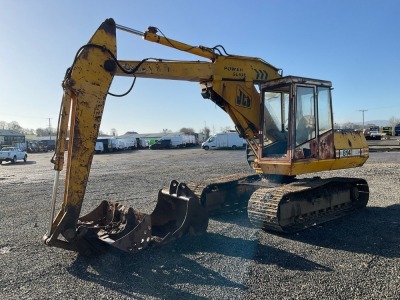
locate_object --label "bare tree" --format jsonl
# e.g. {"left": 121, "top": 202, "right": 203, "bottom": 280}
{"left": 8, "top": 121, "right": 23, "bottom": 133}
{"left": 0, "top": 121, "right": 6, "bottom": 130}
{"left": 179, "top": 127, "right": 195, "bottom": 135}
{"left": 22, "top": 128, "right": 34, "bottom": 135}
{"left": 220, "top": 126, "right": 232, "bottom": 133}
{"left": 36, "top": 128, "right": 48, "bottom": 136}
{"left": 342, "top": 122, "right": 358, "bottom": 129}
{"left": 200, "top": 126, "right": 210, "bottom": 139}
{"left": 389, "top": 116, "right": 400, "bottom": 127}
{"left": 110, "top": 128, "right": 118, "bottom": 136}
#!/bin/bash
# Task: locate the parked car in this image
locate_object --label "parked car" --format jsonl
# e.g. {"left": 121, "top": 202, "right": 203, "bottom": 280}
{"left": 363, "top": 126, "right": 382, "bottom": 140}
{"left": 0, "top": 147, "right": 28, "bottom": 164}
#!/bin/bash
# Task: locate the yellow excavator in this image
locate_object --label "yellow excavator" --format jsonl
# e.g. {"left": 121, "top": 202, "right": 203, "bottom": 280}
{"left": 43, "top": 19, "right": 369, "bottom": 255}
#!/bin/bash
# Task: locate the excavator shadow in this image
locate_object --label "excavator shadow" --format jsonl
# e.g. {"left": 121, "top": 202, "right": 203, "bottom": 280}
{"left": 210, "top": 208, "right": 255, "bottom": 229}
{"left": 67, "top": 230, "right": 331, "bottom": 298}
{"left": 278, "top": 204, "right": 400, "bottom": 258}
{"left": 0, "top": 161, "right": 36, "bottom": 166}
{"left": 172, "top": 232, "right": 332, "bottom": 272}
{"left": 210, "top": 202, "right": 400, "bottom": 258}
{"left": 208, "top": 203, "right": 400, "bottom": 259}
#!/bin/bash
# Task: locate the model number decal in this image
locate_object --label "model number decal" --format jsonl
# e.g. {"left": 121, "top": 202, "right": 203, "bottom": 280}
{"left": 337, "top": 149, "right": 360, "bottom": 157}
{"left": 342, "top": 149, "right": 352, "bottom": 157}
{"left": 224, "top": 66, "right": 244, "bottom": 77}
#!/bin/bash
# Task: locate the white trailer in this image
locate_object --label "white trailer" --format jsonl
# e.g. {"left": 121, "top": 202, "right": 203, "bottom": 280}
{"left": 165, "top": 136, "right": 185, "bottom": 148}
{"left": 182, "top": 134, "right": 196, "bottom": 147}
{"left": 201, "top": 132, "right": 246, "bottom": 150}
{"left": 115, "top": 138, "right": 127, "bottom": 151}
{"left": 120, "top": 137, "right": 136, "bottom": 150}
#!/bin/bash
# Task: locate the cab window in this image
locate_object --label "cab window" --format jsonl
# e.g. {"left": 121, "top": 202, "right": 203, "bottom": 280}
{"left": 295, "top": 86, "right": 316, "bottom": 146}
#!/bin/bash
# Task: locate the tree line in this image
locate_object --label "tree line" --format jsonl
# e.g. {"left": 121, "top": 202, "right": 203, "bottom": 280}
{"left": 0, "top": 120, "right": 58, "bottom": 136}
{"left": 5, "top": 117, "right": 399, "bottom": 139}
{"left": 0, "top": 121, "right": 39, "bottom": 135}
{"left": 338, "top": 116, "right": 400, "bottom": 130}
{"left": 0, "top": 120, "right": 215, "bottom": 139}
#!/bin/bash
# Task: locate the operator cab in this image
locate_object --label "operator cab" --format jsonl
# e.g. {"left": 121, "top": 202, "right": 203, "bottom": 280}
{"left": 260, "top": 76, "right": 334, "bottom": 164}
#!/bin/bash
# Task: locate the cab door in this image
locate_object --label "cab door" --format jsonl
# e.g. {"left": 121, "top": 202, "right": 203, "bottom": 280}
{"left": 293, "top": 84, "right": 334, "bottom": 161}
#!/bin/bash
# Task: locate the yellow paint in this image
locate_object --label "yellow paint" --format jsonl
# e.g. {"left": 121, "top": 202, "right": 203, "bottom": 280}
{"left": 334, "top": 131, "right": 368, "bottom": 149}
{"left": 256, "top": 131, "right": 368, "bottom": 176}
{"left": 257, "top": 156, "right": 368, "bottom": 176}
{"left": 61, "top": 19, "right": 117, "bottom": 216}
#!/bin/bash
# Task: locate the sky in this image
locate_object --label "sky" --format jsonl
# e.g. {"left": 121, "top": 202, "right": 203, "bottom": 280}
{"left": 1, "top": 0, "right": 400, "bottom": 135}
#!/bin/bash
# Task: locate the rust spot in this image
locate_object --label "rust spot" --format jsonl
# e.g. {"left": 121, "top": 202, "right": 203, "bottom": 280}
{"left": 319, "top": 131, "right": 335, "bottom": 159}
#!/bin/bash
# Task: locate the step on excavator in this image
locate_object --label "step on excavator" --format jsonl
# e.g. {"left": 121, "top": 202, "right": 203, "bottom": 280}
{"left": 43, "top": 19, "right": 369, "bottom": 255}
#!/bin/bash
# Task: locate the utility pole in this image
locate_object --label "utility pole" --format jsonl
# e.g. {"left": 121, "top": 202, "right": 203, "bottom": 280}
{"left": 358, "top": 110, "right": 368, "bottom": 130}
{"left": 47, "top": 118, "right": 52, "bottom": 140}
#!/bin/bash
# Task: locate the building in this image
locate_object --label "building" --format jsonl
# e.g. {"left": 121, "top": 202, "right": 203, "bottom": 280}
{"left": 0, "top": 130, "right": 25, "bottom": 148}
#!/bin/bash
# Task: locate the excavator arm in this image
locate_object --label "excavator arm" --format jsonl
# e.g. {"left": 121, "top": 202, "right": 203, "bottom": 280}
{"left": 46, "top": 20, "right": 117, "bottom": 252}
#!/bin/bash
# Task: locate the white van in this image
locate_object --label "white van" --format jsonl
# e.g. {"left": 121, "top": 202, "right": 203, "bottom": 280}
{"left": 202, "top": 132, "right": 245, "bottom": 150}
{"left": 95, "top": 142, "right": 104, "bottom": 154}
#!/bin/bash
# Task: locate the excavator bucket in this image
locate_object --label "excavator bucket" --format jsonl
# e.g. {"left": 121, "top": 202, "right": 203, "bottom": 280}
{"left": 77, "top": 180, "right": 208, "bottom": 253}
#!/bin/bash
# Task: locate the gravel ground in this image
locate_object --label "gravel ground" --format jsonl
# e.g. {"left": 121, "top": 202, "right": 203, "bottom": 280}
{"left": 0, "top": 148, "right": 399, "bottom": 299}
